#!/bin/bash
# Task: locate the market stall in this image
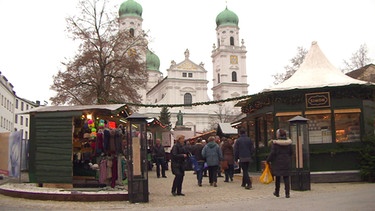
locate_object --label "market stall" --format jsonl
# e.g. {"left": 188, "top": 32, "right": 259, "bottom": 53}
{"left": 27, "top": 104, "right": 132, "bottom": 188}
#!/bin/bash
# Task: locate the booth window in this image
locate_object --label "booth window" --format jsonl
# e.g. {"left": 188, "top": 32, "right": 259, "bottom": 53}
{"left": 305, "top": 110, "right": 332, "bottom": 144}
{"left": 334, "top": 109, "right": 361, "bottom": 143}
{"left": 276, "top": 112, "right": 302, "bottom": 132}
{"left": 256, "top": 114, "right": 274, "bottom": 148}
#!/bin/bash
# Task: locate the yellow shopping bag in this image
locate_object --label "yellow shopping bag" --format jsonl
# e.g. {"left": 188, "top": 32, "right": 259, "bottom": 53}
{"left": 259, "top": 162, "right": 273, "bottom": 184}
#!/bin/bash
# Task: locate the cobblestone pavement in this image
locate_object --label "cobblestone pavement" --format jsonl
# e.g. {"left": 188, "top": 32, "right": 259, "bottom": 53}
{"left": 1, "top": 170, "right": 375, "bottom": 211}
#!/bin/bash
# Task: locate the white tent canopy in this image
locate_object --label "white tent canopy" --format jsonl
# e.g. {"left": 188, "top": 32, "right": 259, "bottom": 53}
{"left": 264, "top": 41, "right": 369, "bottom": 92}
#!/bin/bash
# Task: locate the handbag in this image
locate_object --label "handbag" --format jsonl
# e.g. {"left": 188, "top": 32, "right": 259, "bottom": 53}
{"left": 220, "top": 160, "right": 229, "bottom": 170}
{"left": 259, "top": 162, "right": 273, "bottom": 184}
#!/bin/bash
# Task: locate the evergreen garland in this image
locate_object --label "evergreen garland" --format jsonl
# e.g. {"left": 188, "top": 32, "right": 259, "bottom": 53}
{"left": 110, "top": 95, "right": 252, "bottom": 108}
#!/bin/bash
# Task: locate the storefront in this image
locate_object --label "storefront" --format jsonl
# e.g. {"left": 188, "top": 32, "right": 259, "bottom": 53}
{"left": 27, "top": 104, "right": 132, "bottom": 187}
{"left": 236, "top": 42, "right": 375, "bottom": 174}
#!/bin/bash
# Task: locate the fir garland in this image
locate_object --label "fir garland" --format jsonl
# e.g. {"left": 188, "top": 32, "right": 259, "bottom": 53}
{"left": 130, "top": 95, "right": 252, "bottom": 108}
{"left": 110, "top": 95, "right": 252, "bottom": 108}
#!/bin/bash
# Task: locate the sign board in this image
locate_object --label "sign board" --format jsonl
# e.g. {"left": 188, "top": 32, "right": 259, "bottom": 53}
{"left": 305, "top": 92, "right": 330, "bottom": 108}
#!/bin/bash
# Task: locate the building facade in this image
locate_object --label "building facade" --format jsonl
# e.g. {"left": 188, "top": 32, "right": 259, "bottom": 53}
{"left": 118, "top": 0, "right": 248, "bottom": 134}
{"left": 0, "top": 71, "right": 39, "bottom": 140}
{"left": 14, "top": 97, "right": 39, "bottom": 140}
{"left": 0, "top": 71, "right": 15, "bottom": 133}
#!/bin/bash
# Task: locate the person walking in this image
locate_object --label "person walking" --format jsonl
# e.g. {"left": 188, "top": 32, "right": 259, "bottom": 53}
{"left": 266, "top": 129, "right": 293, "bottom": 198}
{"left": 152, "top": 138, "right": 167, "bottom": 178}
{"left": 191, "top": 138, "right": 205, "bottom": 186}
{"left": 202, "top": 136, "right": 223, "bottom": 187}
{"left": 215, "top": 136, "right": 224, "bottom": 178}
{"left": 201, "top": 140, "right": 208, "bottom": 177}
{"left": 234, "top": 128, "right": 254, "bottom": 189}
{"left": 171, "top": 135, "right": 188, "bottom": 196}
{"left": 221, "top": 138, "right": 235, "bottom": 182}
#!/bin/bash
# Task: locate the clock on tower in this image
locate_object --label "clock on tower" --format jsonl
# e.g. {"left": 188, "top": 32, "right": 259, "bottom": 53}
{"left": 230, "top": 55, "right": 238, "bottom": 64}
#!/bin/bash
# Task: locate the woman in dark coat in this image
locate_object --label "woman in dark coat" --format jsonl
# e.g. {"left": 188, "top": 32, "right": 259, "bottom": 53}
{"left": 171, "top": 134, "right": 188, "bottom": 196}
{"left": 221, "top": 138, "right": 235, "bottom": 182}
{"left": 266, "top": 129, "right": 293, "bottom": 198}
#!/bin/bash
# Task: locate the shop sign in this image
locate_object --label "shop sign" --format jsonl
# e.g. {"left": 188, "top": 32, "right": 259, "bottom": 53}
{"left": 305, "top": 92, "right": 330, "bottom": 108}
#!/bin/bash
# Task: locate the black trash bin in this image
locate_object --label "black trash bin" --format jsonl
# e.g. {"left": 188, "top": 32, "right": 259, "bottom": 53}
{"left": 291, "top": 170, "right": 311, "bottom": 191}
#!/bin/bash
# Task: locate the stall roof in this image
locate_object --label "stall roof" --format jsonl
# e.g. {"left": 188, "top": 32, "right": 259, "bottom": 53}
{"left": 185, "top": 130, "right": 216, "bottom": 141}
{"left": 26, "top": 104, "right": 128, "bottom": 114}
{"left": 217, "top": 123, "right": 237, "bottom": 135}
{"left": 264, "top": 41, "right": 370, "bottom": 92}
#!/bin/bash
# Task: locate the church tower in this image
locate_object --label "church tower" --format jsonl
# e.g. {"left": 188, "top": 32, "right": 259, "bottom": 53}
{"left": 118, "top": 0, "right": 143, "bottom": 37}
{"left": 211, "top": 7, "right": 248, "bottom": 101}
{"left": 118, "top": 0, "right": 162, "bottom": 107}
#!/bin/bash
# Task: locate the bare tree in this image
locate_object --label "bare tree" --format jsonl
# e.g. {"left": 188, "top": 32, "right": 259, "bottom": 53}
{"left": 50, "top": 0, "right": 148, "bottom": 105}
{"left": 273, "top": 46, "right": 307, "bottom": 85}
{"left": 208, "top": 104, "right": 239, "bottom": 130}
{"left": 342, "top": 44, "right": 372, "bottom": 73}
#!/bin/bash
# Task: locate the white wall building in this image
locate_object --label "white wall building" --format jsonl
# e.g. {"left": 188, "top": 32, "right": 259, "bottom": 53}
{"left": 0, "top": 71, "right": 15, "bottom": 133}
{"left": 118, "top": 0, "right": 248, "bottom": 133}
{"left": 14, "top": 97, "right": 39, "bottom": 140}
{"left": 0, "top": 71, "right": 39, "bottom": 140}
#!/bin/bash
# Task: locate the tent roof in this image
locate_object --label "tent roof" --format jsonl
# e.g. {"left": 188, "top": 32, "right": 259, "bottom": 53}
{"left": 264, "top": 41, "right": 370, "bottom": 92}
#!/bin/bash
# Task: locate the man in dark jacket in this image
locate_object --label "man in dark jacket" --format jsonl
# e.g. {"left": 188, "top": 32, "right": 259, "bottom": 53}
{"left": 171, "top": 135, "right": 187, "bottom": 196}
{"left": 191, "top": 138, "right": 205, "bottom": 186}
{"left": 234, "top": 128, "right": 254, "bottom": 189}
{"left": 267, "top": 129, "right": 293, "bottom": 198}
{"left": 152, "top": 138, "right": 167, "bottom": 178}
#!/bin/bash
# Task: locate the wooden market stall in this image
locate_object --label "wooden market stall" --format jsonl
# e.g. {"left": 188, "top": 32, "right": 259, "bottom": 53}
{"left": 27, "top": 104, "right": 132, "bottom": 188}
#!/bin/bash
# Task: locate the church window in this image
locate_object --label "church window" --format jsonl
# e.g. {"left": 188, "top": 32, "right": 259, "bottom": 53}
{"left": 218, "top": 73, "right": 220, "bottom": 83}
{"left": 188, "top": 73, "right": 193, "bottom": 77}
{"left": 230, "top": 37, "right": 234, "bottom": 46}
{"left": 182, "top": 72, "right": 187, "bottom": 77}
{"left": 217, "top": 38, "right": 220, "bottom": 47}
{"left": 232, "top": 71, "right": 237, "bottom": 82}
{"left": 129, "top": 28, "right": 134, "bottom": 37}
{"left": 184, "top": 93, "right": 192, "bottom": 105}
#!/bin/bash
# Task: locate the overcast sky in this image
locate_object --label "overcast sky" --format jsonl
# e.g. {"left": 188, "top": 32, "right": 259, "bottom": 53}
{"left": 1, "top": 0, "right": 374, "bottom": 104}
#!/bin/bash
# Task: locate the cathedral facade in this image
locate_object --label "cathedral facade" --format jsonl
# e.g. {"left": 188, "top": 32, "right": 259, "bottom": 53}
{"left": 118, "top": 0, "right": 248, "bottom": 133}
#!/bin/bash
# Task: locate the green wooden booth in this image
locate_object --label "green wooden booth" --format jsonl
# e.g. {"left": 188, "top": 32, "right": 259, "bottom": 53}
{"left": 27, "top": 104, "right": 131, "bottom": 185}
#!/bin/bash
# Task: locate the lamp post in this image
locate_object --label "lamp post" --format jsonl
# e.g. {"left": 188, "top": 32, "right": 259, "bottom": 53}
{"left": 288, "top": 115, "right": 311, "bottom": 191}
{"left": 126, "top": 113, "right": 149, "bottom": 203}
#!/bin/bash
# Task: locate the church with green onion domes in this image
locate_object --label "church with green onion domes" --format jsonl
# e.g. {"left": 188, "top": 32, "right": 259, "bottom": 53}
{"left": 118, "top": 0, "right": 249, "bottom": 134}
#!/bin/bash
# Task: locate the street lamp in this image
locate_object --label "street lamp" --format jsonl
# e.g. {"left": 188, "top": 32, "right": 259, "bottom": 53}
{"left": 126, "top": 113, "right": 149, "bottom": 203}
{"left": 288, "top": 115, "right": 311, "bottom": 191}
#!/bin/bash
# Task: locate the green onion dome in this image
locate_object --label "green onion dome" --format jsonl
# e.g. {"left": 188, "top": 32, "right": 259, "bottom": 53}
{"left": 119, "top": 0, "right": 143, "bottom": 18}
{"left": 146, "top": 49, "right": 160, "bottom": 71}
{"left": 215, "top": 7, "right": 239, "bottom": 27}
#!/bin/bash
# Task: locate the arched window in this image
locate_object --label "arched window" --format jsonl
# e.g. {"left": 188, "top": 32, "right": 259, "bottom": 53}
{"left": 184, "top": 93, "right": 192, "bottom": 105}
{"left": 218, "top": 73, "right": 220, "bottom": 83}
{"left": 230, "top": 37, "right": 234, "bottom": 46}
{"left": 129, "top": 28, "right": 135, "bottom": 37}
{"left": 232, "top": 71, "right": 237, "bottom": 82}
